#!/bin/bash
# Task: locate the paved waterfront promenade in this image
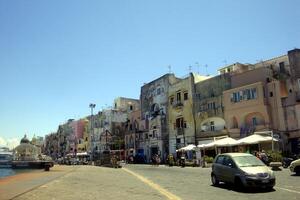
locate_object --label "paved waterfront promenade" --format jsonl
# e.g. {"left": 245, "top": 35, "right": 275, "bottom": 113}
{"left": 0, "top": 165, "right": 166, "bottom": 200}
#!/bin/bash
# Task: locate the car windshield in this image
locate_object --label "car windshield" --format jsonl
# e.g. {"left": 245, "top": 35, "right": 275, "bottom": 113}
{"left": 234, "top": 156, "right": 265, "bottom": 167}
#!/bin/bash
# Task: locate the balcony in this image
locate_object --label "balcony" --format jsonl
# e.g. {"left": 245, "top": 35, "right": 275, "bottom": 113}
{"left": 173, "top": 101, "right": 183, "bottom": 108}
{"left": 177, "top": 128, "right": 184, "bottom": 135}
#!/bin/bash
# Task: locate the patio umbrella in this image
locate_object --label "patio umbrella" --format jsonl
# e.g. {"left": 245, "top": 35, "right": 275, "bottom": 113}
{"left": 199, "top": 137, "right": 239, "bottom": 148}
{"left": 238, "top": 134, "right": 278, "bottom": 145}
{"left": 214, "top": 137, "right": 239, "bottom": 147}
{"left": 179, "top": 144, "right": 196, "bottom": 151}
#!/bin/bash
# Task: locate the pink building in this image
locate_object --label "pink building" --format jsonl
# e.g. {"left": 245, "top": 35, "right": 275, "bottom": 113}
{"left": 69, "top": 119, "right": 85, "bottom": 153}
{"left": 71, "top": 119, "right": 85, "bottom": 139}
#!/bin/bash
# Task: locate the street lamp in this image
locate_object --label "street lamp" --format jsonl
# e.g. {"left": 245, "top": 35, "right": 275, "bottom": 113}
{"left": 89, "top": 103, "right": 96, "bottom": 160}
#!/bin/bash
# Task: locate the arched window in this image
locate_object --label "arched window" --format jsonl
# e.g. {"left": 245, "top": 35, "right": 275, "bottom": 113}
{"left": 232, "top": 117, "right": 238, "bottom": 129}
{"left": 151, "top": 103, "right": 160, "bottom": 117}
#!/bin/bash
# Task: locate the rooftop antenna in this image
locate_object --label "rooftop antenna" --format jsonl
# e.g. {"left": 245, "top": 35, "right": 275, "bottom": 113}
{"left": 256, "top": 59, "right": 265, "bottom": 67}
{"left": 205, "top": 64, "right": 209, "bottom": 76}
{"left": 195, "top": 62, "right": 200, "bottom": 74}
{"left": 188, "top": 65, "right": 192, "bottom": 73}
{"left": 168, "top": 65, "right": 172, "bottom": 73}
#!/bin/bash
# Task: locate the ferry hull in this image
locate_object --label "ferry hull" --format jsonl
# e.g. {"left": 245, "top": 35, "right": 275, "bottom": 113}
{"left": 12, "top": 161, "right": 54, "bottom": 169}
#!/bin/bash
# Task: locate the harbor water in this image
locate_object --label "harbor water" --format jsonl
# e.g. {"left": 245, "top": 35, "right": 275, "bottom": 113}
{"left": 0, "top": 168, "right": 30, "bottom": 179}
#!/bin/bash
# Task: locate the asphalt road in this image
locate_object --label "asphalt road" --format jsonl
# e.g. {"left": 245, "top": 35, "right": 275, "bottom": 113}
{"left": 124, "top": 164, "right": 300, "bottom": 200}
{"left": 1, "top": 164, "right": 299, "bottom": 200}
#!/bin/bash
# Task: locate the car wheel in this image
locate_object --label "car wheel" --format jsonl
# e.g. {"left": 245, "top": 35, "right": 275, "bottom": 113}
{"left": 266, "top": 186, "right": 274, "bottom": 191}
{"left": 295, "top": 166, "right": 300, "bottom": 175}
{"left": 234, "top": 177, "right": 244, "bottom": 191}
{"left": 211, "top": 174, "right": 219, "bottom": 186}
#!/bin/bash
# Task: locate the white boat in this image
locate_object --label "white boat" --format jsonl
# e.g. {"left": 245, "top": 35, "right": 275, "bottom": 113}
{"left": 0, "top": 146, "right": 13, "bottom": 168}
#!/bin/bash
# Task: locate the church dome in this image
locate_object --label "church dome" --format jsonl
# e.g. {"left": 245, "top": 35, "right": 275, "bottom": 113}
{"left": 20, "top": 135, "right": 30, "bottom": 144}
{"left": 14, "top": 134, "right": 40, "bottom": 161}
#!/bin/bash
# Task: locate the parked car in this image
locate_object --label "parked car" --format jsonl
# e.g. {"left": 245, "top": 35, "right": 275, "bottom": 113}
{"left": 289, "top": 158, "right": 300, "bottom": 175}
{"left": 211, "top": 153, "right": 275, "bottom": 190}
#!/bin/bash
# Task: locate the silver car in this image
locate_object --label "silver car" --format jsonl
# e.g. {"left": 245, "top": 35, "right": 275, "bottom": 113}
{"left": 211, "top": 153, "right": 275, "bottom": 189}
{"left": 289, "top": 158, "right": 300, "bottom": 175}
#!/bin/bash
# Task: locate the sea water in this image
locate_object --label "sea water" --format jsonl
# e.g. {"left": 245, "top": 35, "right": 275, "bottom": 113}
{"left": 0, "top": 168, "right": 31, "bottom": 179}
{"left": 0, "top": 168, "right": 16, "bottom": 178}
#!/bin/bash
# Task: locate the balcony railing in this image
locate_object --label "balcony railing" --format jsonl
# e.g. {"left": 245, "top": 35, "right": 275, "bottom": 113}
{"left": 173, "top": 101, "right": 183, "bottom": 108}
{"left": 177, "top": 128, "right": 184, "bottom": 135}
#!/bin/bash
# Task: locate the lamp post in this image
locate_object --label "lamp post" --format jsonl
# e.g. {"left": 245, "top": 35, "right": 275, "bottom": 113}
{"left": 89, "top": 103, "right": 96, "bottom": 160}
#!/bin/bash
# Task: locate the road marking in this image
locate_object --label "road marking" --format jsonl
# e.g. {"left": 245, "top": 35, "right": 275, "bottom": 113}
{"left": 275, "top": 187, "right": 300, "bottom": 194}
{"left": 122, "top": 168, "right": 181, "bottom": 200}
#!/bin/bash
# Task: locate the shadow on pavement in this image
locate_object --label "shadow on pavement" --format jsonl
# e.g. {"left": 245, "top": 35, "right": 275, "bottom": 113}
{"left": 211, "top": 183, "right": 276, "bottom": 194}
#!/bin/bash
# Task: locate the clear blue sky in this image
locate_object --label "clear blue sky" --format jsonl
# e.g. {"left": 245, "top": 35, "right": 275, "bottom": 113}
{"left": 0, "top": 0, "right": 300, "bottom": 141}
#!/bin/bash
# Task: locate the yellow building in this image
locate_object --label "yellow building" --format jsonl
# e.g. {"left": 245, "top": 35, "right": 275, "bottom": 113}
{"left": 168, "top": 73, "right": 209, "bottom": 155}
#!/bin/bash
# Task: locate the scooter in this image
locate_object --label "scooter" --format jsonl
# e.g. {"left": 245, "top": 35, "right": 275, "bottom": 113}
{"left": 282, "top": 155, "right": 298, "bottom": 168}
{"left": 180, "top": 157, "right": 186, "bottom": 168}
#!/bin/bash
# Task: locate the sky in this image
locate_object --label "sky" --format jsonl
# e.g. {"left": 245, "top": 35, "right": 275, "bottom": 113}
{"left": 0, "top": 0, "right": 300, "bottom": 145}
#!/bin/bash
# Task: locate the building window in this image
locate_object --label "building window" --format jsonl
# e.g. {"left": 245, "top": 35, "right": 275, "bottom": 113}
{"left": 183, "top": 121, "right": 187, "bottom": 128}
{"left": 176, "top": 117, "right": 184, "bottom": 128}
{"left": 129, "top": 105, "right": 133, "bottom": 111}
{"left": 170, "top": 97, "right": 174, "bottom": 105}
{"left": 279, "top": 62, "right": 285, "bottom": 73}
{"left": 232, "top": 117, "right": 238, "bottom": 129}
{"left": 208, "top": 102, "right": 216, "bottom": 110}
{"left": 157, "top": 88, "right": 161, "bottom": 95}
{"left": 252, "top": 117, "right": 257, "bottom": 126}
{"left": 210, "top": 121, "right": 215, "bottom": 131}
{"left": 184, "top": 92, "right": 188, "bottom": 100}
{"left": 115, "top": 103, "right": 117, "bottom": 109}
{"left": 153, "top": 130, "right": 157, "bottom": 138}
{"left": 231, "top": 88, "right": 257, "bottom": 103}
{"left": 270, "top": 92, "right": 273, "bottom": 97}
{"left": 176, "top": 92, "right": 181, "bottom": 102}
{"left": 251, "top": 88, "right": 257, "bottom": 99}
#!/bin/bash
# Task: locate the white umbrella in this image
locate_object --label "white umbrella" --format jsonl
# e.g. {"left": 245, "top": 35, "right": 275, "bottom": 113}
{"left": 197, "top": 144, "right": 207, "bottom": 148}
{"left": 200, "top": 137, "right": 239, "bottom": 148}
{"left": 179, "top": 144, "right": 196, "bottom": 151}
{"left": 238, "top": 134, "right": 278, "bottom": 145}
{"left": 214, "top": 137, "right": 239, "bottom": 147}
